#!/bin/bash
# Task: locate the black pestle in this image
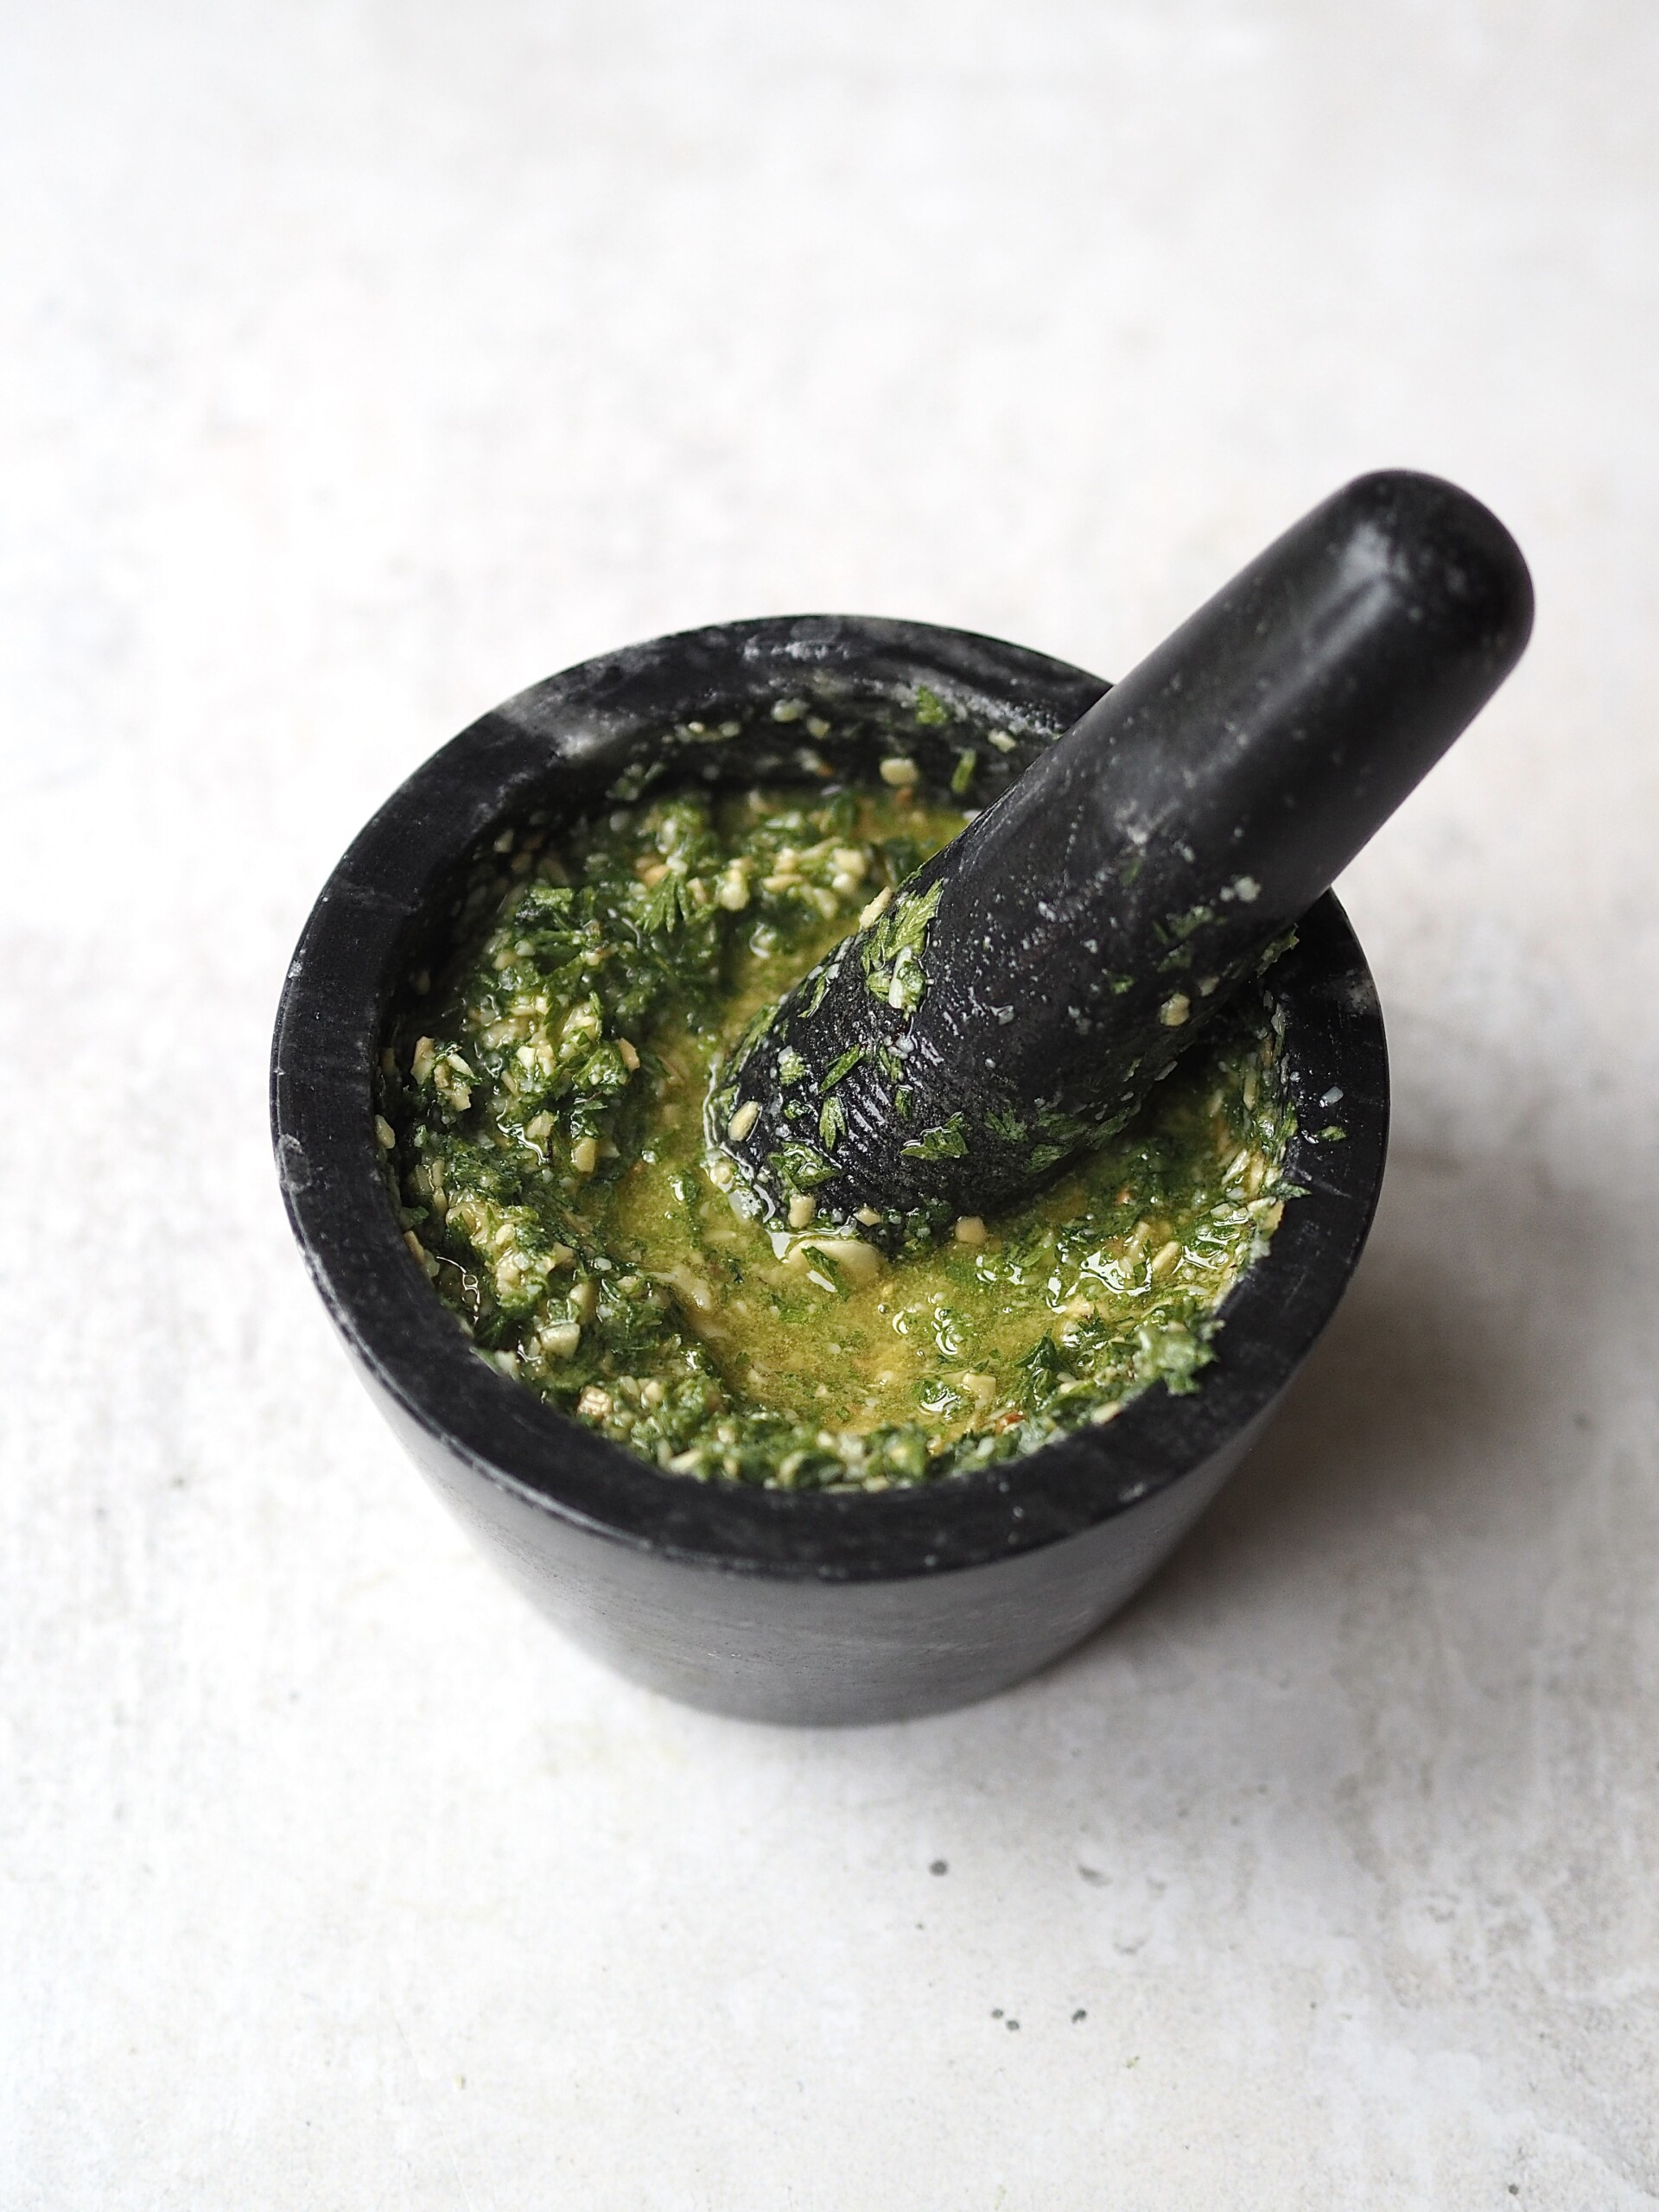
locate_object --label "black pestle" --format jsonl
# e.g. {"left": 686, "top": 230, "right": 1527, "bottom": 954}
{"left": 711, "top": 469, "right": 1533, "bottom": 1244}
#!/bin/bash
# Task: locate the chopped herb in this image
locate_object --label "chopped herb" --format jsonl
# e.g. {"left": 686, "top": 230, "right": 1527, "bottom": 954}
{"left": 771, "top": 1141, "right": 839, "bottom": 1191}
{"left": 901, "top": 1115, "right": 969, "bottom": 1163}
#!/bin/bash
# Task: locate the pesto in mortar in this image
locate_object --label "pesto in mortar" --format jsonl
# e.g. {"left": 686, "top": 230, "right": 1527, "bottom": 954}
{"left": 380, "top": 780, "right": 1295, "bottom": 1490}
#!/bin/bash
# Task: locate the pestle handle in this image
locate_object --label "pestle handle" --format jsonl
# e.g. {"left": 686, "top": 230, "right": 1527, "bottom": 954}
{"left": 715, "top": 470, "right": 1533, "bottom": 1240}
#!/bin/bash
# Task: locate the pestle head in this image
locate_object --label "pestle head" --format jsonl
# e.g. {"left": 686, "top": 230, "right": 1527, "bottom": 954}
{"left": 709, "top": 470, "right": 1533, "bottom": 1244}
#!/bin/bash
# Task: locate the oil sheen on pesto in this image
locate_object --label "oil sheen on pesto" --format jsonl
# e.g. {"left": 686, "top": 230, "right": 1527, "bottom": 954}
{"left": 381, "top": 778, "right": 1295, "bottom": 1491}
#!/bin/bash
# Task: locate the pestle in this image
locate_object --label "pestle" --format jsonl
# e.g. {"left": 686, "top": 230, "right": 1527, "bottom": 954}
{"left": 710, "top": 469, "right": 1533, "bottom": 1245}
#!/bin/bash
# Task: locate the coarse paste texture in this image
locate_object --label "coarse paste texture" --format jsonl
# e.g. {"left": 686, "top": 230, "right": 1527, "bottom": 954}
{"left": 380, "top": 758, "right": 1297, "bottom": 1491}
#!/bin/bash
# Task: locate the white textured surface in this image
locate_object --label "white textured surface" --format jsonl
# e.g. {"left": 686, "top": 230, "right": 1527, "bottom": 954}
{"left": 4, "top": 3, "right": 1656, "bottom": 2203}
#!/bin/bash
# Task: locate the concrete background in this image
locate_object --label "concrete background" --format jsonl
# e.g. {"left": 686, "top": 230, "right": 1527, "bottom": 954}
{"left": 3, "top": 3, "right": 1656, "bottom": 2203}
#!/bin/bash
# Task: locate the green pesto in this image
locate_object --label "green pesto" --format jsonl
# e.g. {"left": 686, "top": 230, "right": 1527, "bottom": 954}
{"left": 381, "top": 784, "right": 1296, "bottom": 1492}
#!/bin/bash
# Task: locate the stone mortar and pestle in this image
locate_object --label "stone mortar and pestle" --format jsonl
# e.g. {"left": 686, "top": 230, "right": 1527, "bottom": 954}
{"left": 271, "top": 469, "right": 1530, "bottom": 1724}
